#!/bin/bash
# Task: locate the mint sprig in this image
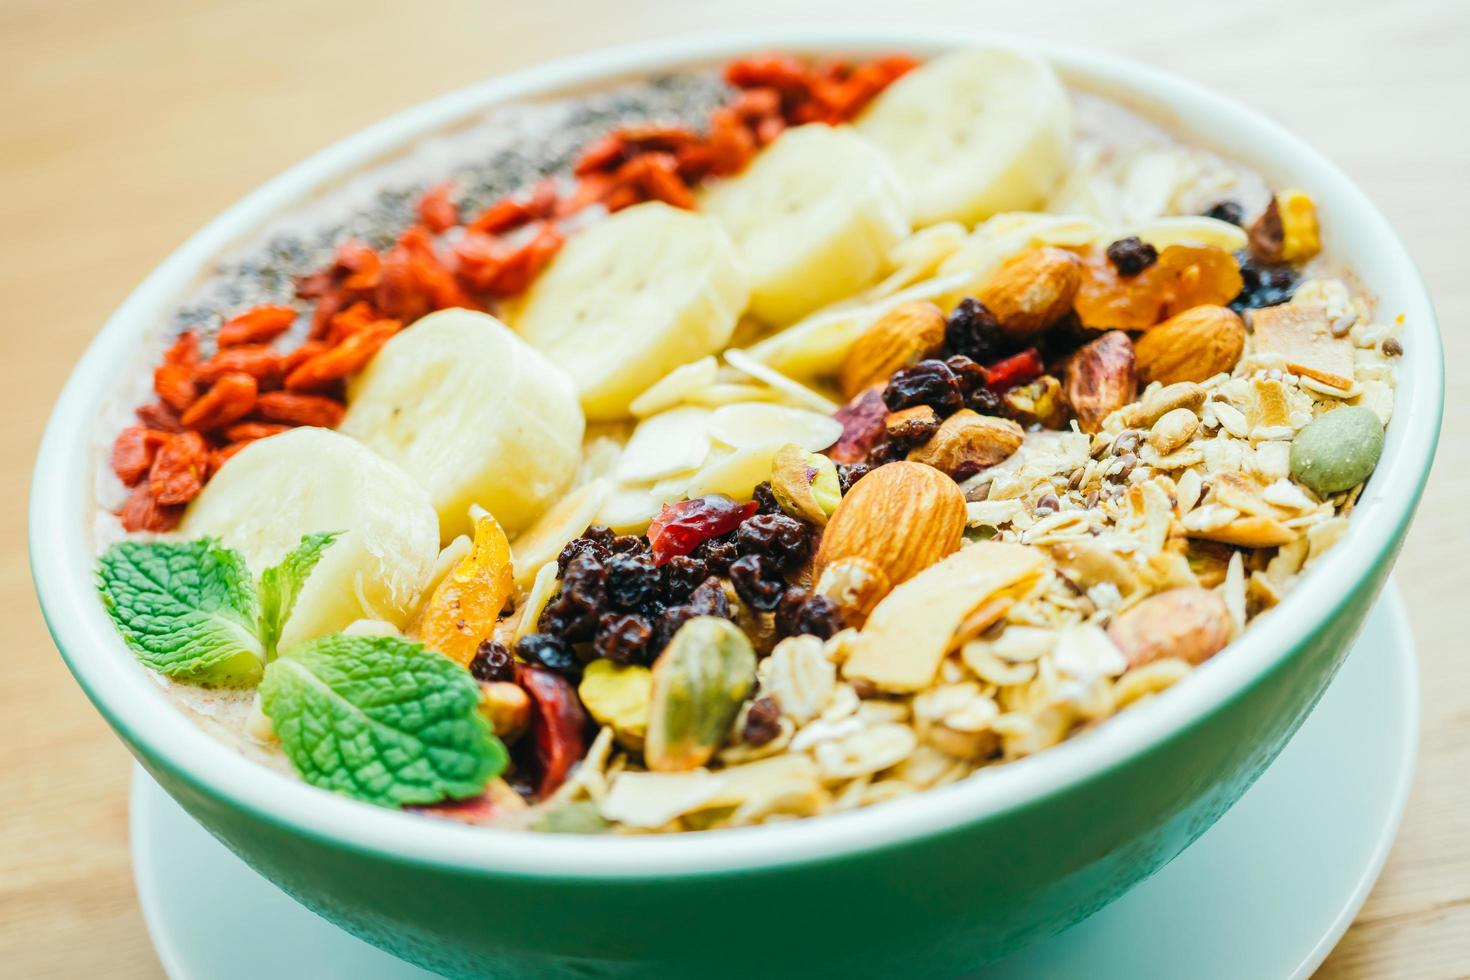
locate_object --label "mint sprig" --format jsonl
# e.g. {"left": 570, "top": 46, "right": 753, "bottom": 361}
{"left": 96, "top": 534, "right": 506, "bottom": 807}
{"left": 97, "top": 538, "right": 264, "bottom": 686}
{"left": 260, "top": 634, "right": 507, "bottom": 807}
{"left": 258, "top": 530, "right": 340, "bottom": 660}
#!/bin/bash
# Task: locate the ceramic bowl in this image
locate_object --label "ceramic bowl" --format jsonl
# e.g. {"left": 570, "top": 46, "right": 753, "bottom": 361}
{"left": 30, "top": 28, "right": 1442, "bottom": 979}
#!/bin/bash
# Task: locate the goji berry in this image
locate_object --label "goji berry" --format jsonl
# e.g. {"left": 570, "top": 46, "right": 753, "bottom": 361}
{"left": 149, "top": 431, "right": 209, "bottom": 506}
{"left": 620, "top": 153, "right": 694, "bottom": 209}
{"left": 572, "top": 132, "right": 628, "bottom": 176}
{"left": 557, "top": 172, "right": 617, "bottom": 217}
{"left": 707, "top": 107, "right": 757, "bottom": 176}
{"left": 223, "top": 421, "right": 290, "bottom": 442}
{"left": 119, "top": 484, "right": 183, "bottom": 533}
{"left": 297, "top": 241, "right": 381, "bottom": 337}
{"left": 208, "top": 440, "right": 253, "bottom": 476}
{"left": 216, "top": 305, "right": 297, "bottom": 347}
{"left": 375, "top": 226, "right": 470, "bottom": 322}
{"left": 111, "top": 425, "right": 168, "bottom": 487}
{"left": 324, "top": 300, "right": 385, "bottom": 345}
{"left": 285, "top": 319, "right": 399, "bottom": 391}
{"left": 196, "top": 345, "right": 284, "bottom": 385}
{"left": 181, "top": 373, "right": 259, "bottom": 431}
{"left": 152, "top": 331, "right": 201, "bottom": 411}
{"left": 477, "top": 223, "right": 564, "bottom": 297}
{"left": 725, "top": 54, "right": 812, "bottom": 97}
{"left": 135, "top": 401, "right": 183, "bottom": 432}
{"left": 416, "top": 181, "right": 458, "bottom": 234}
{"left": 453, "top": 232, "right": 514, "bottom": 293}
{"left": 280, "top": 340, "right": 331, "bottom": 376}
{"left": 254, "top": 391, "right": 346, "bottom": 428}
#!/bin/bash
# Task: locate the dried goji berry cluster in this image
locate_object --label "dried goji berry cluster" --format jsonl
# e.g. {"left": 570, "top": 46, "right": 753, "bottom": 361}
{"left": 111, "top": 53, "right": 917, "bottom": 533}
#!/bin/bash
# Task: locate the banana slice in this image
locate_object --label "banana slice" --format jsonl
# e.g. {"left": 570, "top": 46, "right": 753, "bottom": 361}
{"left": 340, "top": 308, "right": 584, "bottom": 542}
{"left": 700, "top": 124, "right": 910, "bottom": 326}
{"left": 182, "top": 427, "right": 440, "bottom": 649}
{"left": 514, "top": 202, "right": 749, "bottom": 420}
{"left": 857, "top": 48, "right": 1072, "bottom": 227}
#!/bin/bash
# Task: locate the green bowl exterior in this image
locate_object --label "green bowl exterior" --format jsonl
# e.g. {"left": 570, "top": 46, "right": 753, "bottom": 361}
{"left": 101, "top": 533, "right": 1399, "bottom": 979}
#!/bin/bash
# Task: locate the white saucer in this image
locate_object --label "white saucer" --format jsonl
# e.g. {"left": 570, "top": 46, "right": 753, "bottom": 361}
{"left": 131, "top": 585, "right": 1418, "bottom": 980}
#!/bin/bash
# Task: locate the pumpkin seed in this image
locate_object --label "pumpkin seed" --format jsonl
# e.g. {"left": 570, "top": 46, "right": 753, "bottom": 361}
{"left": 1289, "top": 406, "right": 1384, "bottom": 495}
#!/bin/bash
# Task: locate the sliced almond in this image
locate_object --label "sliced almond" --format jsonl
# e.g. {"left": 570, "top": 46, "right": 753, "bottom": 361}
{"left": 724, "top": 348, "right": 839, "bottom": 413}
{"left": 708, "top": 402, "right": 843, "bottom": 452}
{"left": 629, "top": 356, "right": 720, "bottom": 417}
{"left": 1252, "top": 303, "right": 1354, "bottom": 390}
{"left": 842, "top": 542, "right": 1047, "bottom": 693}
{"left": 684, "top": 443, "right": 784, "bottom": 500}
{"left": 616, "top": 407, "right": 712, "bottom": 482}
{"left": 510, "top": 478, "right": 611, "bottom": 586}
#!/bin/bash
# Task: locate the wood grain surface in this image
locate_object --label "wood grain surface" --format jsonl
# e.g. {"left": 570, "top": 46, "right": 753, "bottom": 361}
{"left": 2, "top": 1, "right": 1466, "bottom": 976}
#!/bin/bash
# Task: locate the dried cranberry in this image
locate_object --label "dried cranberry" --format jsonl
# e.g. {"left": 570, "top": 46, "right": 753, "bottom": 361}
{"left": 828, "top": 388, "right": 890, "bottom": 465}
{"left": 647, "top": 495, "right": 758, "bottom": 565}
{"left": 736, "top": 513, "right": 811, "bottom": 572}
{"left": 742, "top": 697, "right": 783, "bottom": 746}
{"left": 1203, "top": 200, "right": 1245, "bottom": 226}
{"left": 983, "top": 348, "right": 1044, "bottom": 393}
{"left": 604, "top": 552, "right": 659, "bottom": 610}
{"left": 690, "top": 534, "right": 740, "bottom": 577}
{"left": 882, "top": 359, "right": 963, "bottom": 415}
{"left": 469, "top": 640, "right": 516, "bottom": 682}
{"left": 837, "top": 462, "right": 870, "bottom": 495}
{"left": 660, "top": 554, "right": 707, "bottom": 602}
{"left": 752, "top": 481, "right": 782, "bottom": 515}
{"left": 515, "top": 664, "right": 589, "bottom": 798}
{"left": 1105, "top": 236, "right": 1159, "bottom": 276}
{"left": 516, "top": 633, "right": 577, "bottom": 675}
{"left": 594, "top": 612, "right": 653, "bottom": 664}
{"left": 944, "top": 297, "right": 1004, "bottom": 362}
{"left": 729, "top": 554, "right": 786, "bottom": 611}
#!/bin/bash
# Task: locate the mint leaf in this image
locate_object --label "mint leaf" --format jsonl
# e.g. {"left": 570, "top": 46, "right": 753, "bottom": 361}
{"left": 258, "top": 531, "right": 340, "bottom": 660}
{"left": 97, "top": 538, "right": 264, "bottom": 687}
{"left": 259, "top": 634, "right": 506, "bottom": 808}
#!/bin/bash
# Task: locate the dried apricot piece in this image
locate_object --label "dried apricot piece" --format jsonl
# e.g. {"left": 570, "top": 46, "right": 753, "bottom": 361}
{"left": 1072, "top": 244, "right": 1243, "bottom": 329}
{"left": 419, "top": 514, "right": 516, "bottom": 667}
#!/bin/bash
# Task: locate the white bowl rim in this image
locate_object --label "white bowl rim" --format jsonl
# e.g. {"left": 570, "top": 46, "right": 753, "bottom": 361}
{"left": 30, "top": 26, "right": 1442, "bottom": 878}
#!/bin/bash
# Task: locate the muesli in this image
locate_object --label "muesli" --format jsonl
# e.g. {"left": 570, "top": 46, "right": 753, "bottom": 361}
{"left": 93, "top": 48, "right": 1399, "bottom": 832}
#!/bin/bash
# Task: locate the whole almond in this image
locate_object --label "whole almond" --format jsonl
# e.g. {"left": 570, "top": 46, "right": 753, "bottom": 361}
{"left": 1106, "top": 586, "right": 1233, "bottom": 667}
{"left": 907, "top": 409, "right": 1023, "bottom": 480}
{"left": 838, "top": 301, "right": 946, "bottom": 399}
{"left": 814, "top": 461, "right": 965, "bottom": 620}
{"left": 1063, "top": 330, "right": 1137, "bottom": 433}
{"left": 977, "top": 247, "right": 1083, "bottom": 343}
{"left": 1134, "top": 305, "right": 1246, "bottom": 386}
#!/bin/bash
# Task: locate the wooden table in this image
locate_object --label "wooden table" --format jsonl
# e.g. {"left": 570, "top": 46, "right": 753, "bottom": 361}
{"left": 3, "top": 1, "right": 1466, "bottom": 976}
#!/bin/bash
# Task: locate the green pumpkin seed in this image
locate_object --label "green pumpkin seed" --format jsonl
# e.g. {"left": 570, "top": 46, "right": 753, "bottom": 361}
{"left": 1289, "top": 406, "right": 1384, "bottom": 496}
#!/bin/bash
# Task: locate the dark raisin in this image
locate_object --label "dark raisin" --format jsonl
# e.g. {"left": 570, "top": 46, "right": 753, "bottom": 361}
{"left": 1231, "top": 254, "right": 1299, "bottom": 312}
{"left": 944, "top": 297, "right": 1004, "bottom": 362}
{"left": 690, "top": 534, "right": 739, "bottom": 576}
{"left": 581, "top": 525, "right": 615, "bottom": 546}
{"left": 660, "top": 554, "right": 707, "bottom": 602}
{"left": 837, "top": 462, "right": 870, "bottom": 494}
{"left": 944, "top": 354, "right": 988, "bottom": 396}
{"left": 538, "top": 553, "right": 607, "bottom": 641}
{"left": 515, "top": 633, "right": 577, "bottom": 675}
{"left": 736, "top": 512, "right": 812, "bottom": 572}
{"left": 1106, "top": 236, "right": 1158, "bottom": 276}
{"left": 608, "top": 535, "right": 648, "bottom": 555}
{"left": 742, "top": 697, "right": 783, "bottom": 746}
{"left": 594, "top": 613, "right": 653, "bottom": 664}
{"left": 603, "top": 552, "right": 659, "bottom": 610}
{"left": 469, "top": 639, "right": 515, "bottom": 682}
{"left": 686, "top": 576, "right": 731, "bottom": 618}
{"left": 752, "top": 481, "right": 782, "bottom": 515}
{"left": 863, "top": 441, "right": 903, "bottom": 467}
{"left": 774, "top": 589, "right": 844, "bottom": 640}
{"left": 555, "top": 535, "right": 605, "bottom": 576}
{"left": 1202, "top": 200, "right": 1245, "bottom": 226}
{"left": 729, "top": 554, "right": 786, "bottom": 611}
{"left": 882, "top": 359, "right": 964, "bottom": 415}
{"left": 966, "top": 385, "right": 1003, "bottom": 416}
